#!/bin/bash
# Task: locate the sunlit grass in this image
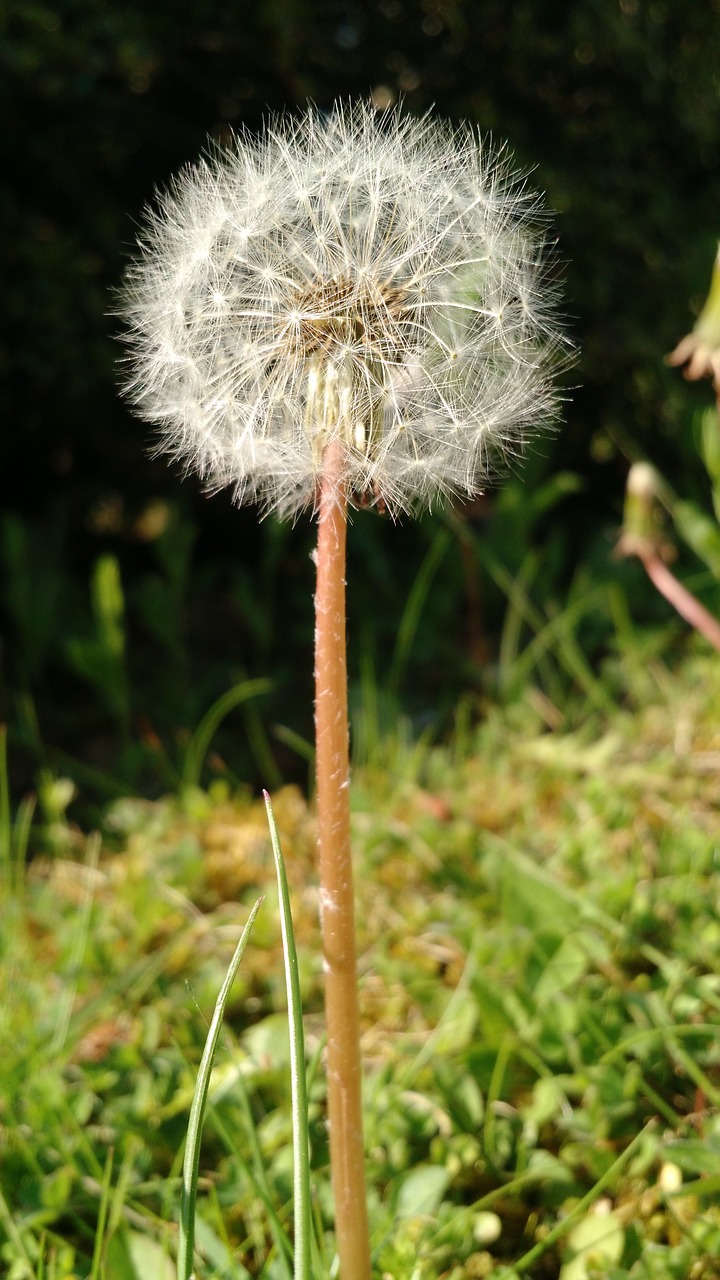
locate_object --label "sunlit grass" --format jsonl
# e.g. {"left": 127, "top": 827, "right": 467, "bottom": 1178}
{"left": 2, "top": 648, "right": 720, "bottom": 1278}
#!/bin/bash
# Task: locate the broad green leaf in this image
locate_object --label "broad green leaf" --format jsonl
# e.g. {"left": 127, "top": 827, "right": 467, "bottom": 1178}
{"left": 104, "top": 1230, "right": 176, "bottom": 1280}
{"left": 500, "top": 862, "right": 576, "bottom": 932}
{"left": 671, "top": 499, "right": 720, "bottom": 577}
{"left": 126, "top": 1230, "right": 177, "bottom": 1280}
{"left": 533, "top": 933, "right": 589, "bottom": 1005}
{"left": 662, "top": 1136, "right": 720, "bottom": 1176}
{"left": 396, "top": 1164, "right": 451, "bottom": 1217}
{"left": 559, "top": 1208, "right": 624, "bottom": 1280}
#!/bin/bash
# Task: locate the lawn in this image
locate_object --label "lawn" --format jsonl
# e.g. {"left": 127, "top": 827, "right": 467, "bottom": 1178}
{"left": 2, "top": 647, "right": 720, "bottom": 1279}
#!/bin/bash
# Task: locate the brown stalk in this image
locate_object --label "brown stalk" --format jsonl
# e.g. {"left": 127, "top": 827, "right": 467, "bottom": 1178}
{"left": 314, "top": 437, "right": 371, "bottom": 1280}
{"left": 641, "top": 552, "right": 720, "bottom": 653}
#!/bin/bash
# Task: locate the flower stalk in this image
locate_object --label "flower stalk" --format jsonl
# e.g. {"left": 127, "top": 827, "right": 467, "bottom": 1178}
{"left": 119, "top": 99, "right": 567, "bottom": 1277}
{"left": 617, "top": 461, "right": 720, "bottom": 653}
{"left": 641, "top": 552, "right": 720, "bottom": 652}
{"left": 314, "top": 437, "right": 371, "bottom": 1280}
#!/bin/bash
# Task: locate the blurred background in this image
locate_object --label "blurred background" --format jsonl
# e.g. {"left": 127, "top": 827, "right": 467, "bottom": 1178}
{"left": 3, "top": 0, "right": 720, "bottom": 824}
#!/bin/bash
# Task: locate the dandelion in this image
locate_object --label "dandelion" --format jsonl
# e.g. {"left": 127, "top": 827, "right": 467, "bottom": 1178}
{"left": 121, "top": 100, "right": 564, "bottom": 518}
{"left": 119, "top": 100, "right": 567, "bottom": 1280}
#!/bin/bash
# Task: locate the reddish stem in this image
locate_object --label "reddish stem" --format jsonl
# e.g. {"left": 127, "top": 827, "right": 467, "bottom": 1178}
{"left": 314, "top": 438, "right": 371, "bottom": 1280}
{"left": 642, "top": 553, "right": 720, "bottom": 653}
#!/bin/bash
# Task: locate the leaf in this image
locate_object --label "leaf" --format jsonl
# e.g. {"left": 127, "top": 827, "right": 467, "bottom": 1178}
{"left": 532, "top": 933, "right": 589, "bottom": 1005}
{"left": 662, "top": 1135, "right": 720, "bottom": 1177}
{"left": 65, "top": 555, "right": 129, "bottom": 725}
{"left": 499, "top": 862, "right": 576, "bottom": 932}
{"left": 104, "top": 1229, "right": 176, "bottom": 1280}
{"left": 177, "top": 898, "right": 263, "bottom": 1280}
{"left": 126, "top": 1231, "right": 177, "bottom": 1280}
{"left": 92, "top": 554, "right": 126, "bottom": 660}
{"left": 396, "top": 1164, "right": 451, "bottom": 1218}
{"left": 671, "top": 499, "right": 720, "bottom": 578}
{"left": 265, "top": 789, "right": 312, "bottom": 1280}
{"left": 699, "top": 406, "right": 720, "bottom": 494}
{"left": 559, "top": 1208, "right": 624, "bottom": 1280}
{"left": 181, "top": 678, "right": 272, "bottom": 791}
{"left": 193, "top": 1215, "right": 253, "bottom": 1278}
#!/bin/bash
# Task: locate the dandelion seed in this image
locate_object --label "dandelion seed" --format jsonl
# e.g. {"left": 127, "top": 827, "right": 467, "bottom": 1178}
{"left": 120, "top": 99, "right": 566, "bottom": 517}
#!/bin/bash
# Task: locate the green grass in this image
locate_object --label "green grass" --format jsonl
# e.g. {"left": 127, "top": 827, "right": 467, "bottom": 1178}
{"left": 2, "top": 648, "right": 720, "bottom": 1279}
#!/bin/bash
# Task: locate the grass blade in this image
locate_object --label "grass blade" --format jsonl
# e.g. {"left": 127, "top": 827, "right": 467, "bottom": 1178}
{"left": 0, "top": 725, "right": 10, "bottom": 871}
{"left": 181, "top": 679, "right": 272, "bottom": 792}
{"left": 264, "top": 790, "right": 312, "bottom": 1280}
{"left": 177, "top": 895, "right": 264, "bottom": 1280}
{"left": 89, "top": 1147, "right": 114, "bottom": 1280}
{"left": 388, "top": 526, "right": 452, "bottom": 701}
{"left": 514, "top": 1120, "right": 656, "bottom": 1273}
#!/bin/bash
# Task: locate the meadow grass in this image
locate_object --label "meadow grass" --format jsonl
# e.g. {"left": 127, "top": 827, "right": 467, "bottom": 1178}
{"left": 2, "top": 646, "right": 720, "bottom": 1279}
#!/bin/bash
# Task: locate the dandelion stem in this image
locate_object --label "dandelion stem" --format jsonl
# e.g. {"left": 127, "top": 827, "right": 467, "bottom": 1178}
{"left": 642, "top": 552, "right": 720, "bottom": 652}
{"left": 314, "top": 438, "right": 371, "bottom": 1280}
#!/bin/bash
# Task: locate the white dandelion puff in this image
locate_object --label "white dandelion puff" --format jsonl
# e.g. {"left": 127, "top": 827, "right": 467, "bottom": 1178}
{"left": 118, "top": 103, "right": 571, "bottom": 1277}
{"left": 119, "top": 99, "right": 568, "bottom": 518}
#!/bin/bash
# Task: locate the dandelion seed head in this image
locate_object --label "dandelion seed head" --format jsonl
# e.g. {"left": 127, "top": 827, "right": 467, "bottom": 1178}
{"left": 120, "top": 100, "right": 568, "bottom": 517}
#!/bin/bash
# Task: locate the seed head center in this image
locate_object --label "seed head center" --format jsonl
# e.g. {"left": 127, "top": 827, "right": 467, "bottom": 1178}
{"left": 290, "top": 275, "right": 414, "bottom": 363}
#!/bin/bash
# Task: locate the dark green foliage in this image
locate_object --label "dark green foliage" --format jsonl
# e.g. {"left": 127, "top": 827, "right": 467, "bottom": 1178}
{"left": 3, "top": 0, "right": 720, "bottom": 805}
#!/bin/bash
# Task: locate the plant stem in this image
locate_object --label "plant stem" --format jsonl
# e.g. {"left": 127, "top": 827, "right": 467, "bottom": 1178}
{"left": 314, "top": 438, "right": 371, "bottom": 1280}
{"left": 642, "top": 552, "right": 720, "bottom": 652}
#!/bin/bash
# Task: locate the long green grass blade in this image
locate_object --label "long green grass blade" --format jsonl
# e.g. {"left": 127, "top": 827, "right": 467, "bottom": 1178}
{"left": 203, "top": 1086, "right": 294, "bottom": 1275}
{"left": 0, "top": 725, "right": 10, "bottom": 872}
{"left": 50, "top": 832, "right": 101, "bottom": 1056}
{"left": 264, "top": 790, "right": 312, "bottom": 1280}
{"left": 177, "top": 895, "right": 264, "bottom": 1280}
{"left": 388, "top": 527, "right": 452, "bottom": 700}
{"left": 181, "top": 679, "right": 272, "bottom": 791}
{"left": 0, "top": 1182, "right": 37, "bottom": 1279}
{"left": 89, "top": 1146, "right": 115, "bottom": 1280}
{"left": 513, "top": 1120, "right": 656, "bottom": 1273}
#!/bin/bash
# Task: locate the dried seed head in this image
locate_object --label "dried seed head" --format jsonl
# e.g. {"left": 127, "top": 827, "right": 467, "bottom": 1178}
{"left": 120, "top": 100, "right": 569, "bottom": 517}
